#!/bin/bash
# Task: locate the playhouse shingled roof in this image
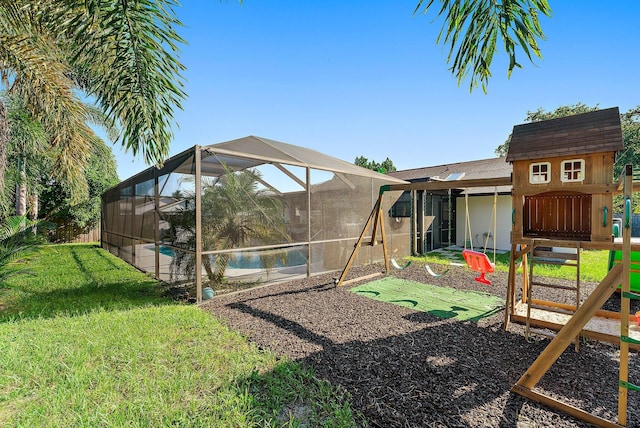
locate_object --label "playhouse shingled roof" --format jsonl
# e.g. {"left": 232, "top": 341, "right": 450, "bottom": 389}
{"left": 506, "top": 107, "right": 624, "bottom": 162}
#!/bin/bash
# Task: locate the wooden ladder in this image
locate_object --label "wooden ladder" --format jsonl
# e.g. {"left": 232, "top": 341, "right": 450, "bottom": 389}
{"left": 525, "top": 242, "right": 581, "bottom": 350}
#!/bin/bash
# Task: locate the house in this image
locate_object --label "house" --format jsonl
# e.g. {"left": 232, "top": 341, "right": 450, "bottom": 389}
{"left": 388, "top": 157, "right": 513, "bottom": 252}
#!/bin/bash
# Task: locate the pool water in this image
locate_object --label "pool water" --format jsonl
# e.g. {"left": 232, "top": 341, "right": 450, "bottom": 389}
{"left": 159, "top": 245, "right": 174, "bottom": 257}
{"left": 227, "top": 250, "right": 307, "bottom": 269}
{"left": 155, "top": 245, "right": 307, "bottom": 269}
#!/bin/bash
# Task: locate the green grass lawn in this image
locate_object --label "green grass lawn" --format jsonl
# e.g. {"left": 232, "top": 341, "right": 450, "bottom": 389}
{"left": 409, "top": 248, "right": 610, "bottom": 282}
{"left": 0, "top": 244, "right": 361, "bottom": 427}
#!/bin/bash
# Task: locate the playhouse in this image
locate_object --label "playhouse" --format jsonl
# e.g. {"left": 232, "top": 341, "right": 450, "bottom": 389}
{"left": 508, "top": 107, "right": 622, "bottom": 243}
{"left": 502, "top": 108, "right": 639, "bottom": 427}
{"left": 504, "top": 108, "right": 628, "bottom": 342}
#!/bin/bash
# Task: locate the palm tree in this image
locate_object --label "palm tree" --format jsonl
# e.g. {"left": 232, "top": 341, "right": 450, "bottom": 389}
{"left": 0, "top": 0, "right": 185, "bottom": 202}
{"left": 1, "top": 93, "right": 119, "bottom": 224}
{"left": 169, "top": 168, "right": 291, "bottom": 288}
{"left": 201, "top": 169, "right": 290, "bottom": 285}
{"left": 3, "top": 95, "right": 48, "bottom": 217}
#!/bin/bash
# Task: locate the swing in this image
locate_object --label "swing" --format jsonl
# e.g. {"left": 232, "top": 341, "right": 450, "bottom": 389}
{"left": 391, "top": 259, "right": 411, "bottom": 270}
{"left": 425, "top": 264, "right": 450, "bottom": 278}
{"left": 462, "top": 249, "right": 494, "bottom": 285}
{"left": 462, "top": 189, "right": 497, "bottom": 285}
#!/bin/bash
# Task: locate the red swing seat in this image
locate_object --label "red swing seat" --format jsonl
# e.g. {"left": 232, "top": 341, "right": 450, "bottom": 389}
{"left": 462, "top": 249, "right": 495, "bottom": 285}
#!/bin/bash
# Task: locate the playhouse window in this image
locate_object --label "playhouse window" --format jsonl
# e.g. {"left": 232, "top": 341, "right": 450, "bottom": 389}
{"left": 529, "top": 162, "right": 551, "bottom": 184}
{"left": 561, "top": 159, "right": 585, "bottom": 182}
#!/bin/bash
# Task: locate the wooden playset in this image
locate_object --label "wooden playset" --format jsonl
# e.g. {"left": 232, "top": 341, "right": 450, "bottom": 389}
{"left": 504, "top": 108, "right": 634, "bottom": 342}
{"left": 338, "top": 108, "right": 638, "bottom": 427}
{"left": 504, "top": 108, "right": 639, "bottom": 427}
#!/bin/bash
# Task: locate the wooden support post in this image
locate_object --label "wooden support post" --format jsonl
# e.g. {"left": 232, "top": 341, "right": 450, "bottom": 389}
{"left": 336, "top": 200, "right": 380, "bottom": 287}
{"left": 515, "top": 263, "right": 622, "bottom": 390}
{"left": 370, "top": 192, "right": 383, "bottom": 246}
{"left": 575, "top": 241, "right": 581, "bottom": 352}
{"left": 521, "top": 246, "right": 529, "bottom": 304}
{"left": 194, "top": 146, "right": 203, "bottom": 303}
{"left": 377, "top": 194, "right": 390, "bottom": 273}
{"left": 618, "top": 164, "right": 633, "bottom": 426}
{"left": 505, "top": 242, "right": 518, "bottom": 329}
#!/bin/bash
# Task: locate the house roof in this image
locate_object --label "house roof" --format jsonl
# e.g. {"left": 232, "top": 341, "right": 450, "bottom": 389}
{"left": 388, "top": 157, "right": 512, "bottom": 195}
{"left": 506, "top": 107, "right": 624, "bottom": 162}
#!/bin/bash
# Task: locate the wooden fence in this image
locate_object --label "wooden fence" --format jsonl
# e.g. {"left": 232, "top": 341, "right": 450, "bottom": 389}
{"left": 49, "top": 224, "right": 100, "bottom": 243}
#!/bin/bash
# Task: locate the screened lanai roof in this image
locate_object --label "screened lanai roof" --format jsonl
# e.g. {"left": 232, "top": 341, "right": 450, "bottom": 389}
{"left": 167, "top": 135, "right": 407, "bottom": 182}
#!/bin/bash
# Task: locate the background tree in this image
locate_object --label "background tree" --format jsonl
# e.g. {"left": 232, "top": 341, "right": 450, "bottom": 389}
{"left": 414, "top": 0, "right": 551, "bottom": 92}
{"left": 495, "top": 103, "right": 640, "bottom": 212}
{"left": 39, "top": 138, "right": 119, "bottom": 237}
{"left": 615, "top": 107, "right": 640, "bottom": 177}
{"left": 3, "top": 95, "right": 49, "bottom": 218}
{"left": 355, "top": 156, "right": 397, "bottom": 173}
{"left": 1, "top": 92, "right": 119, "bottom": 236}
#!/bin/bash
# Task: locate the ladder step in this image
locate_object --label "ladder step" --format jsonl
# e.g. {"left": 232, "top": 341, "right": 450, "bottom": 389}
{"left": 621, "top": 335, "right": 640, "bottom": 345}
{"left": 532, "top": 259, "right": 578, "bottom": 267}
{"left": 620, "top": 380, "right": 640, "bottom": 392}
{"left": 529, "top": 328, "right": 557, "bottom": 339}
{"left": 530, "top": 281, "right": 578, "bottom": 291}
{"left": 533, "top": 249, "right": 579, "bottom": 260}
{"left": 529, "top": 304, "right": 576, "bottom": 316}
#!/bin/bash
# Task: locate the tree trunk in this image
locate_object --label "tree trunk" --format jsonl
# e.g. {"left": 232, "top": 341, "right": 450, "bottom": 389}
{"left": 0, "top": 100, "right": 8, "bottom": 200}
{"left": 15, "top": 182, "right": 27, "bottom": 216}
{"left": 28, "top": 193, "right": 38, "bottom": 220}
{"left": 15, "top": 155, "right": 27, "bottom": 216}
{"left": 27, "top": 193, "right": 38, "bottom": 235}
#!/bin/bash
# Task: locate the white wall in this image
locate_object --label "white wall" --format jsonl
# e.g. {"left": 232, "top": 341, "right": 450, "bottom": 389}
{"left": 456, "top": 195, "right": 511, "bottom": 251}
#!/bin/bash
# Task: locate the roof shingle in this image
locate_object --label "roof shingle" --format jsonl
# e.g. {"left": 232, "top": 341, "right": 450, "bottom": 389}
{"left": 506, "top": 107, "right": 623, "bottom": 162}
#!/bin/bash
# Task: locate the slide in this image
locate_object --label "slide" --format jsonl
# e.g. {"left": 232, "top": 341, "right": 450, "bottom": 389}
{"left": 608, "top": 248, "right": 640, "bottom": 292}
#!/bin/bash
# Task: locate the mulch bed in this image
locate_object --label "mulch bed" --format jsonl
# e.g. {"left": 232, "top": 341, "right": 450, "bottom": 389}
{"left": 201, "top": 263, "right": 640, "bottom": 427}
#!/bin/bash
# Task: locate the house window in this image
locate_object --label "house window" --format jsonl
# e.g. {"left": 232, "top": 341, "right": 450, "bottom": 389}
{"left": 529, "top": 162, "right": 551, "bottom": 184}
{"left": 389, "top": 190, "right": 411, "bottom": 218}
{"left": 561, "top": 159, "right": 585, "bottom": 182}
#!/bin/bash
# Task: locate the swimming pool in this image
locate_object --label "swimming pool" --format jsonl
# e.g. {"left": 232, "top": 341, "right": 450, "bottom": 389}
{"left": 153, "top": 244, "right": 308, "bottom": 269}
{"left": 226, "top": 249, "right": 307, "bottom": 269}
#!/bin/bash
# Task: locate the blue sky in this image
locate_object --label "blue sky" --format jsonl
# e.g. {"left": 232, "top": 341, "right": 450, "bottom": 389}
{"left": 114, "top": 1, "right": 640, "bottom": 180}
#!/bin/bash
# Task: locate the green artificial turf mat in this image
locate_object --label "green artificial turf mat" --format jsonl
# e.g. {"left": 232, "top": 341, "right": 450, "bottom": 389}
{"left": 351, "top": 276, "right": 504, "bottom": 322}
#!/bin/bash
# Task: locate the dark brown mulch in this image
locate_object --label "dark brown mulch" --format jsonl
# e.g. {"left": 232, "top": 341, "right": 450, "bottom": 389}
{"left": 201, "top": 263, "right": 640, "bottom": 427}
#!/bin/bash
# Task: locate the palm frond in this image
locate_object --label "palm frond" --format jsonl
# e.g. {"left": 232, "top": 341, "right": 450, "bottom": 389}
{"left": 415, "top": 0, "right": 551, "bottom": 92}
{"left": 60, "top": 0, "right": 186, "bottom": 166}
{"left": 0, "top": 215, "right": 43, "bottom": 284}
{"left": 0, "top": 32, "right": 92, "bottom": 199}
